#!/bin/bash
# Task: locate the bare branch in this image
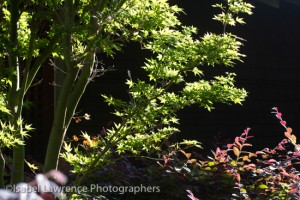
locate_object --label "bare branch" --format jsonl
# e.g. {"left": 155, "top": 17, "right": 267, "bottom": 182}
{"left": 49, "top": 59, "right": 67, "bottom": 75}
{"left": 30, "top": 79, "right": 43, "bottom": 87}
{"left": 88, "top": 56, "right": 115, "bottom": 83}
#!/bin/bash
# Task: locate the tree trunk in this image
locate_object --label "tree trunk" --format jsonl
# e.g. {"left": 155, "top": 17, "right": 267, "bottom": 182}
{"left": 43, "top": 53, "right": 95, "bottom": 172}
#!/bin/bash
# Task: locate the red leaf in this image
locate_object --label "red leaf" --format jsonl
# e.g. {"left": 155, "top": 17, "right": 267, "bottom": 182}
{"left": 289, "top": 189, "right": 299, "bottom": 193}
{"left": 289, "top": 174, "right": 298, "bottom": 179}
{"left": 235, "top": 141, "right": 242, "bottom": 149}
{"left": 284, "top": 131, "right": 291, "bottom": 139}
{"left": 244, "top": 163, "right": 256, "bottom": 170}
{"left": 235, "top": 137, "right": 241, "bottom": 143}
{"left": 276, "top": 145, "right": 285, "bottom": 151}
{"left": 281, "top": 139, "right": 288, "bottom": 144}
{"left": 265, "top": 159, "right": 277, "bottom": 164}
{"left": 74, "top": 117, "right": 81, "bottom": 123}
{"left": 280, "top": 120, "right": 287, "bottom": 126}
{"left": 255, "top": 151, "right": 265, "bottom": 155}
{"left": 235, "top": 173, "right": 241, "bottom": 183}
{"left": 221, "top": 149, "right": 227, "bottom": 154}
{"left": 280, "top": 171, "right": 290, "bottom": 177}
{"left": 276, "top": 112, "right": 282, "bottom": 119}
{"left": 293, "top": 152, "right": 300, "bottom": 157}
{"left": 239, "top": 137, "right": 245, "bottom": 143}
{"left": 286, "top": 127, "right": 293, "bottom": 133}
{"left": 179, "top": 150, "right": 191, "bottom": 158}
{"left": 242, "top": 128, "right": 251, "bottom": 136}
{"left": 163, "top": 155, "right": 168, "bottom": 166}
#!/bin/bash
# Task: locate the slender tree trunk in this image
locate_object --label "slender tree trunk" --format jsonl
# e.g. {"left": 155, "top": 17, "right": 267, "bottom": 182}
{"left": 0, "top": 150, "right": 5, "bottom": 188}
{"left": 43, "top": 53, "right": 95, "bottom": 172}
{"left": 7, "top": 0, "right": 26, "bottom": 184}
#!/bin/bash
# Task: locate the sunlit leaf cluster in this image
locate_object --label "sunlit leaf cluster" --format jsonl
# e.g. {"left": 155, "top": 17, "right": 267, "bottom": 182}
{"left": 0, "top": 120, "right": 33, "bottom": 149}
{"left": 61, "top": 0, "right": 253, "bottom": 185}
{"left": 213, "top": 0, "right": 254, "bottom": 27}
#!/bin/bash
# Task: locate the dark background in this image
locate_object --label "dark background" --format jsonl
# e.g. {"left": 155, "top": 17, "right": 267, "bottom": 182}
{"left": 28, "top": 0, "right": 300, "bottom": 161}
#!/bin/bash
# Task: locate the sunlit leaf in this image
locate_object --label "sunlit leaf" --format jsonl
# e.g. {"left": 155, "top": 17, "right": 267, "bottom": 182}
{"left": 284, "top": 131, "right": 291, "bottom": 139}
{"left": 249, "top": 153, "right": 256, "bottom": 158}
{"left": 233, "top": 146, "right": 240, "bottom": 157}
{"left": 258, "top": 184, "right": 268, "bottom": 189}
{"left": 291, "top": 134, "right": 297, "bottom": 143}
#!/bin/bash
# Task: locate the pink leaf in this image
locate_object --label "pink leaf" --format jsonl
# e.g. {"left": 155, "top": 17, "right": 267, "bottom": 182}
{"left": 280, "top": 171, "right": 290, "bottom": 177}
{"left": 281, "top": 139, "right": 288, "bottom": 144}
{"left": 241, "top": 128, "right": 251, "bottom": 136}
{"left": 293, "top": 152, "right": 300, "bottom": 157}
{"left": 163, "top": 155, "right": 168, "bottom": 166}
{"left": 246, "top": 163, "right": 256, "bottom": 169}
{"left": 235, "top": 173, "right": 241, "bottom": 183}
{"left": 291, "top": 183, "right": 298, "bottom": 189}
{"left": 235, "top": 137, "right": 240, "bottom": 143}
{"left": 186, "top": 190, "right": 199, "bottom": 200}
{"left": 265, "top": 159, "right": 277, "bottom": 164}
{"left": 280, "top": 120, "right": 287, "bottom": 126}
{"left": 272, "top": 107, "right": 278, "bottom": 111}
{"left": 289, "top": 189, "right": 299, "bottom": 193}
{"left": 255, "top": 151, "right": 265, "bottom": 155}
{"left": 276, "top": 145, "right": 285, "bottom": 151}
{"left": 276, "top": 112, "right": 282, "bottom": 119}
{"left": 248, "top": 164, "right": 255, "bottom": 168}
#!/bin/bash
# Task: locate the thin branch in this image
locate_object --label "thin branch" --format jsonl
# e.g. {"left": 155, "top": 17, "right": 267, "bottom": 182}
{"left": 25, "top": 34, "right": 60, "bottom": 93}
{"left": 49, "top": 81, "right": 62, "bottom": 87}
{"left": 30, "top": 78, "right": 43, "bottom": 87}
{"left": 88, "top": 56, "right": 114, "bottom": 83}
{"left": 49, "top": 59, "right": 67, "bottom": 75}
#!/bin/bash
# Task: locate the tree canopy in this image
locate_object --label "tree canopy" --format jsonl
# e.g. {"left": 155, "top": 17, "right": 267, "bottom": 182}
{"left": 0, "top": 0, "right": 253, "bottom": 192}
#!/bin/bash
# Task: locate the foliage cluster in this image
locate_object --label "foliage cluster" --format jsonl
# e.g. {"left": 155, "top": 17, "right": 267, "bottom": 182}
{"left": 69, "top": 108, "right": 300, "bottom": 200}
{"left": 57, "top": 108, "right": 300, "bottom": 200}
{"left": 0, "top": 0, "right": 276, "bottom": 200}
{"left": 0, "top": 0, "right": 252, "bottom": 186}
{"left": 150, "top": 108, "right": 300, "bottom": 200}
{"left": 60, "top": 0, "right": 253, "bottom": 191}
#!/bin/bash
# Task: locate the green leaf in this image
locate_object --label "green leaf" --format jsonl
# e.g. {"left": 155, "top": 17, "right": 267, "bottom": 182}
{"left": 24, "top": 159, "right": 39, "bottom": 171}
{"left": 63, "top": 142, "right": 72, "bottom": 153}
{"left": 258, "top": 184, "right": 268, "bottom": 189}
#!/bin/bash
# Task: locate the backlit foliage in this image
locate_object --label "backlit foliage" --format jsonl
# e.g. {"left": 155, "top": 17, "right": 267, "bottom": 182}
{"left": 61, "top": 0, "right": 253, "bottom": 191}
